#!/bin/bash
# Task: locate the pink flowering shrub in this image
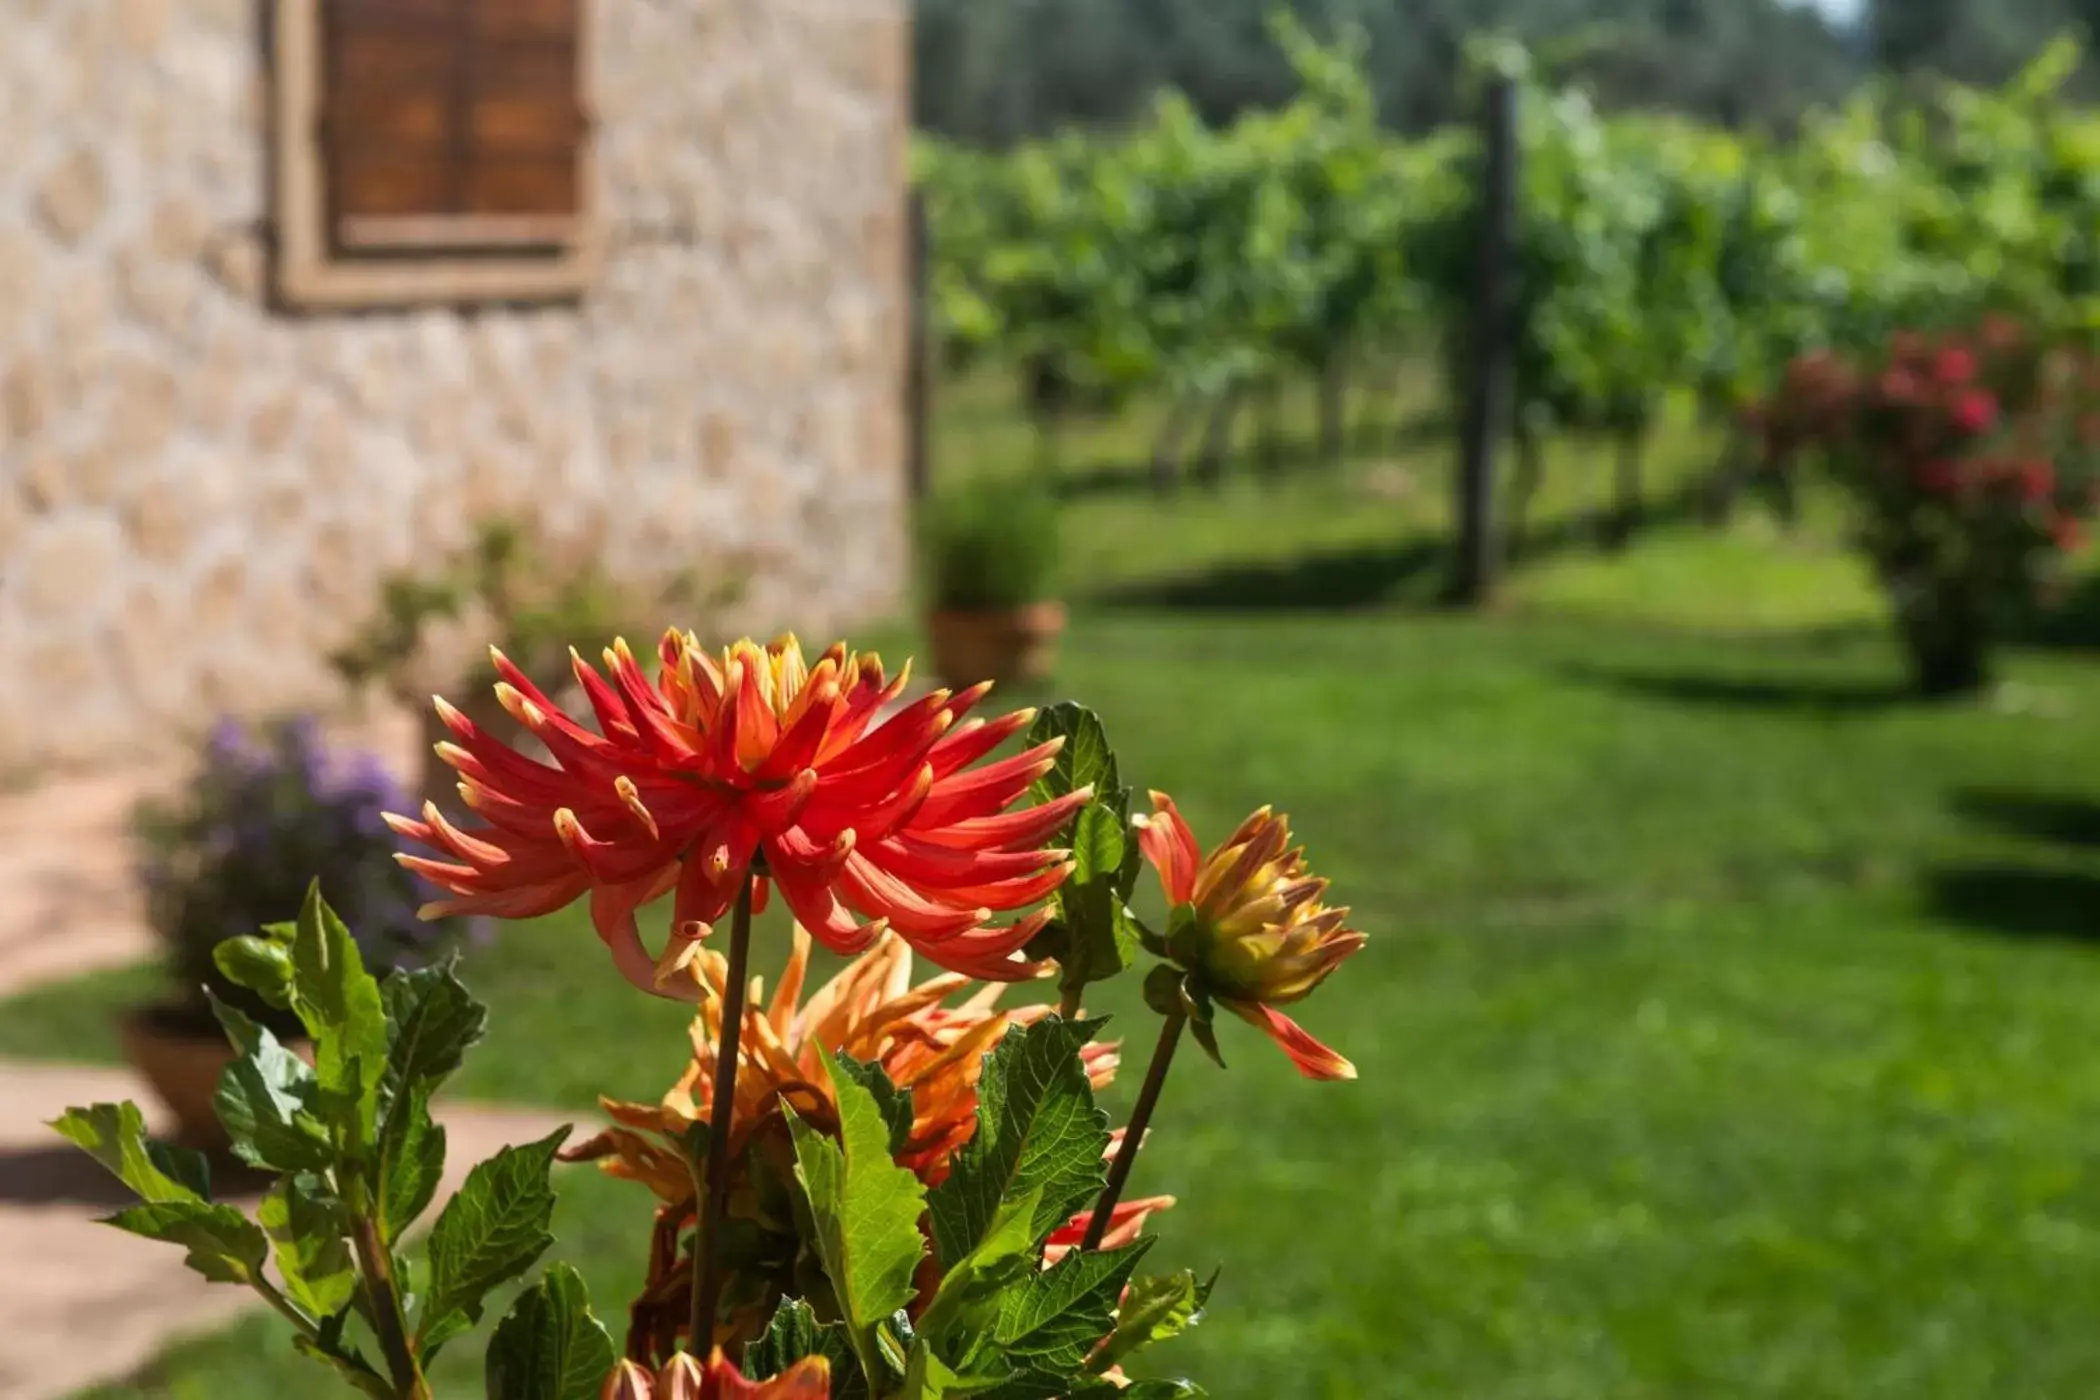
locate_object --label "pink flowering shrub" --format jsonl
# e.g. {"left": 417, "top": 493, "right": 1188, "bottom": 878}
{"left": 1758, "top": 318, "right": 2100, "bottom": 694}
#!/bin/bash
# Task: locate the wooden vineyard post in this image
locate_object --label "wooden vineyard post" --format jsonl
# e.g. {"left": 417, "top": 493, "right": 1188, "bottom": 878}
{"left": 1449, "top": 73, "right": 1520, "bottom": 606}
{"left": 907, "top": 188, "right": 933, "bottom": 504}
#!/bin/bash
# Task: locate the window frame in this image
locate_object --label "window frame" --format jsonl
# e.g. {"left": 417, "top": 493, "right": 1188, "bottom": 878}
{"left": 269, "top": 0, "right": 602, "bottom": 311}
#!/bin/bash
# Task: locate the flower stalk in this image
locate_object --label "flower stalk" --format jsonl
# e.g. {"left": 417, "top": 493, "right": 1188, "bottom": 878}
{"left": 690, "top": 868, "right": 759, "bottom": 1356}
{"left": 351, "top": 1212, "right": 432, "bottom": 1400}
{"left": 1082, "top": 1009, "right": 1184, "bottom": 1252}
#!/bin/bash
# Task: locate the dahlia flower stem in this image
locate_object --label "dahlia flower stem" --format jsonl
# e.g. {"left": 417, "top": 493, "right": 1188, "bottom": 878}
{"left": 350, "top": 1212, "right": 431, "bottom": 1400}
{"left": 1057, "top": 983, "right": 1085, "bottom": 1020}
{"left": 1082, "top": 1008, "right": 1185, "bottom": 1252}
{"left": 690, "top": 870, "right": 758, "bottom": 1358}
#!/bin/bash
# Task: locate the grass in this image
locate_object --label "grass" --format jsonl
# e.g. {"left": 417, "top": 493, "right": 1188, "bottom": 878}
{"left": 18, "top": 368, "right": 2100, "bottom": 1396}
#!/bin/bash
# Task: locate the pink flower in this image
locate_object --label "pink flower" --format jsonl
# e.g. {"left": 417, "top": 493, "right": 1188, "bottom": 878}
{"left": 1932, "top": 346, "right": 1977, "bottom": 385}
{"left": 1950, "top": 390, "right": 1999, "bottom": 437}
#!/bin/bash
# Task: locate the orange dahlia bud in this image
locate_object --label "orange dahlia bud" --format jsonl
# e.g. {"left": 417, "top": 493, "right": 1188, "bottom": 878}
{"left": 388, "top": 632, "right": 1092, "bottom": 994}
{"left": 1132, "top": 793, "right": 1365, "bottom": 1081}
{"left": 604, "top": 1360, "right": 657, "bottom": 1400}
{"left": 608, "top": 1351, "right": 830, "bottom": 1400}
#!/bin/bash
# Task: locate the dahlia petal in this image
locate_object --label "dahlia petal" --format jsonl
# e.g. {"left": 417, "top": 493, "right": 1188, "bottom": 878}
{"left": 904, "top": 787, "right": 1092, "bottom": 852}
{"left": 837, "top": 852, "right": 988, "bottom": 938}
{"left": 925, "top": 707, "right": 1034, "bottom": 779}
{"left": 899, "top": 859, "right": 1074, "bottom": 913}
{"left": 774, "top": 866, "right": 890, "bottom": 954}
{"left": 1135, "top": 791, "right": 1201, "bottom": 904}
{"left": 1219, "top": 999, "right": 1356, "bottom": 1081}
{"left": 571, "top": 647, "right": 640, "bottom": 739}
{"left": 906, "top": 910, "right": 1053, "bottom": 982}
{"left": 866, "top": 834, "right": 1064, "bottom": 889}
{"left": 824, "top": 690, "right": 954, "bottom": 775}
{"left": 757, "top": 679, "right": 841, "bottom": 782}
{"left": 742, "top": 768, "right": 819, "bottom": 834}
{"left": 910, "top": 741, "right": 1066, "bottom": 828}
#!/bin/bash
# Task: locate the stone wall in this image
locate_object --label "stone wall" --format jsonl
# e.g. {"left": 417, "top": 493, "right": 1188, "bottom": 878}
{"left": 0, "top": 0, "right": 912, "bottom": 772}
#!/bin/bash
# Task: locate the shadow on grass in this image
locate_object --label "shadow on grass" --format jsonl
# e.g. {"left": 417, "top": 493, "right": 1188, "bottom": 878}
{"left": 1925, "top": 863, "right": 2100, "bottom": 943}
{"left": 1950, "top": 789, "right": 2100, "bottom": 851}
{"left": 1044, "top": 409, "right": 1459, "bottom": 501}
{"left": 2012, "top": 572, "right": 2100, "bottom": 652}
{"left": 1092, "top": 469, "right": 1724, "bottom": 611}
{"left": 1560, "top": 667, "right": 1914, "bottom": 715}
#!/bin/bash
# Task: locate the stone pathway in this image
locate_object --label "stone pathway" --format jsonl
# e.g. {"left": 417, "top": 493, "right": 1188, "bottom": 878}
{"left": 0, "top": 1059, "right": 570, "bottom": 1400}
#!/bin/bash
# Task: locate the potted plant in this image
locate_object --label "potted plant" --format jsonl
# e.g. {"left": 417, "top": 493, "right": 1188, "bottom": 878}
{"left": 1761, "top": 319, "right": 2100, "bottom": 697}
{"left": 124, "top": 715, "right": 467, "bottom": 1151}
{"left": 922, "top": 478, "right": 1065, "bottom": 687}
{"left": 331, "top": 519, "right": 741, "bottom": 819}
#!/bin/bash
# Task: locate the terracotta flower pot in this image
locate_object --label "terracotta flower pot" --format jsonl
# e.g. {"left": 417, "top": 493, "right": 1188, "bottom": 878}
{"left": 928, "top": 602, "right": 1067, "bottom": 689}
{"left": 121, "top": 1003, "right": 314, "bottom": 1153}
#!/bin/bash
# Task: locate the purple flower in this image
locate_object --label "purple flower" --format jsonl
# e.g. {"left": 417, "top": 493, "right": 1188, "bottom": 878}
{"left": 145, "top": 712, "right": 493, "bottom": 987}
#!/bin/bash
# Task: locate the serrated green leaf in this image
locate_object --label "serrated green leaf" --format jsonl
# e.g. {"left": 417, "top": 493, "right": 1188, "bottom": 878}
{"left": 918, "top": 1187, "right": 1043, "bottom": 1350}
{"left": 49, "top": 1102, "right": 207, "bottom": 1204}
{"left": 106, "top": 1199, "right": 270, "bottom": 1286}
{"left": 213, "top": 934, "right": 295, "bottom": 1010}
{"left": 483, "top": 1263, "right": 616, "bottom": 1400}
{"left": 376, "top": 1080, "right": 448, "bottom": 1245}
{"left": 1054, "top": 804, "right": 1145, "bottom": 996}
{"left": 788, "top": 1047, "right": 929, "bottom": 1388}
{"left": 146, "top": 1139, "right": 215, "bottom": 1201}
{"left": 1091, "top": 1270, "right": 1209, "bottom": 1373}
{"left": 832, "top": 1052, "right": 914, "bottom": 1157}
{"left": 293, "top": 885, "right": 389, "bottom": 1131}
{"left": 898, "top": 1338, "right": 1005, "bottom": 1400}
{"left": 419, "top": 1127, "right": 569, "bottom": 1359}
{"left": 748, "top": 1300, "right": 870, "bottom": 1400}
{"left": 1024, "top": 703, "right": 1126, "bottom": 820}
{"left": 994, "top": 1240, "right": 1151, "bottom": 1375}
{"left": 260, "top": 1174, "right": 357, "bottom": 1318}
{"left": 929, "top": 1018, "right": 1111, "bottom": 1268}
{"left": 210, "top": 996, "right": 336, "bottom": 1173}
{"left": 382, "top": 961, "right": 488, "bottom": 1099}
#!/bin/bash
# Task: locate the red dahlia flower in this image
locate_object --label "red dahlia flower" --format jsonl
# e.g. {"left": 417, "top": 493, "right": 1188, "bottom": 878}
{"left": 389, "top": 633, "right": 1091, "bottom": 992}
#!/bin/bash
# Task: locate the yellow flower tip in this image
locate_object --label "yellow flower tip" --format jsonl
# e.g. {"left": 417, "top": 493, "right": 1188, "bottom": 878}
{"left": 1331, "top": 1057, "right": 1361, "bottom": 1082}
{"left": 381, "top": 811, "right": 418, "bottom": 837}
{"left": 1037, "top": 733, "right": 1068, "bottom": 756}
{"left": 433, "top": 740, "right": 472, "bottom": 769}
{"left": 493, "top": 682, "right": 543, "bottom": 727}
{"left": 431, "top": 694, "right": 465, "bottom": 724}
{"left": 1011, "top": 706, "right": 1040, "bottom": 730}
{"left": 415, "top": 900, "right": 451, "bottom": 921}
{"left": 1068, "top": 784, "right": 1096, "bottom": 804}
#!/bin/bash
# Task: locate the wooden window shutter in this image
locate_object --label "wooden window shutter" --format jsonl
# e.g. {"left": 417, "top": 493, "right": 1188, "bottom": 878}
{"left": 321, "top": 0, "right": 586, "bottom": 254}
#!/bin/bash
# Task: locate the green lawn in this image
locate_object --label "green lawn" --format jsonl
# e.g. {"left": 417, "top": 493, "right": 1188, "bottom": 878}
{"left": 16, "top": 376, "right": 2100, "bottom": 1397}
